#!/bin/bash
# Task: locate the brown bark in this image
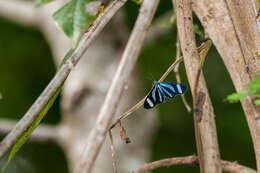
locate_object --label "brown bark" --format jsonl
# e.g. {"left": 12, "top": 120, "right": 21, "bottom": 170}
{"left": 192, "top": 0, "right": 260, "bottom": 171}
{"left": 174, "top": 0, "right": 222, "bottom": 172}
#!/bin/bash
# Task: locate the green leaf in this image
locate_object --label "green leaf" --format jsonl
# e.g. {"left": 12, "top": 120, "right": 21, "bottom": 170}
{"left": 36, "top": 0, "right": 53, "bottom": 7}
{"left": 53, "top": 0, "right": 97, "bottom": 46}
{"left": 2, "top": 87, "right": 62, "bottom": 171}
{"left": 254, "top": 99, "right": 260, "bottom": 105}
{"left": 226, "top": 91, "right": 248, "bottom": 103}
{"left": 0, "top": 93, "right": 2, "bottom": 100}
{"left": 131, "top": 0, "right": 142, "bottom": 5}
{"left": 249, "top": 77, "right": 260, "bottom": 94}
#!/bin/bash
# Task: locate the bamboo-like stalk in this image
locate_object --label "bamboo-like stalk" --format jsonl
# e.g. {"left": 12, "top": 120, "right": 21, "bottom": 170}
{"left": 173, "top": 0, "right": 222, "bottom": 172}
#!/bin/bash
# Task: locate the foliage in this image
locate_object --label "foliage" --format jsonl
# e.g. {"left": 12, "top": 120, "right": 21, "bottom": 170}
{"left": 2, "top": 87, "right": 62, "bottom": 171}
{"left": 0, "top": 93, "right": 2, "bottom": 100}
{"left": 227, "top": 74, "right": 260, "bottom": 105}
{"left": 53, "top": 0, "right": 99, "bottom": 46}
{"left": 131, "top": 0, "right": 142, "bottom": 5}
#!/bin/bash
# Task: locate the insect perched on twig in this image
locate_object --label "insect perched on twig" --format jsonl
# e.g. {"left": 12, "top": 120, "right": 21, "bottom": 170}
{"left": 144, "top": 81, "right": 187, "bottom": 109}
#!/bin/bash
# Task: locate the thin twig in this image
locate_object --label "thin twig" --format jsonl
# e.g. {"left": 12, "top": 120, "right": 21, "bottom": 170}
{"left": 108, "top": 56, "right": 183, "bottom": 173}
{"left": 109, "top": 130, "right": 117, "bottom": 173}
{"left": 173, "top": 0, "right": 222, "bottom": 172}
{"left": 132, "top": 155, "right": 257, "bottom": 173}
{"left": 108, "top": 40, "right": 208, "bottom": 173}
{"left": 109, "top": 56, "right": 184, "bottom": 130}
{"left": 109, "top": 41, "right": 208, "bottom": 130}
{"left": 0, "top": 0, "right": 127, "bottom": 160}
{"left": 73, "top": 0, "right": 160, "bottom": 173}
{"left": 174, "top": 40, "right": 191, "bottom": 112}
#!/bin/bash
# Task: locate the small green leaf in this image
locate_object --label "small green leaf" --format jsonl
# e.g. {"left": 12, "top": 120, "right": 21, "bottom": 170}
{"left": 254, "top": 99, "right": 260, "bottom": 105}
{"left": 226, "top": 91, "right": 248, "bottom": 103}
{"left": 249, "top": 77, "right": 260, "bottom": 94}
{"left": 0, "top": 93, "right": 2, "bottom": 100}
{"left": 2, "top": 87, "right": 62, "bottom": 171}
{"left": 131, "top": 0, "right": 142, "bottom": 5}
{"left": 36, "top": 0, "right": 53, "bottom": 7}
{"left": 53, "top": 0, "right": 97, "bottom": 46}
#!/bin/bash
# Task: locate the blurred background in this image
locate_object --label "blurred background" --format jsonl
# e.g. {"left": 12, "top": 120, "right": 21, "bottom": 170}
{"left": 0, "top": 0, "right": 256, "bottom": 172}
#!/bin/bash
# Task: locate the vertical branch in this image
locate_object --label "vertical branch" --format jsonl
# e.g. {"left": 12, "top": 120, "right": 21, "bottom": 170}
{"left": 192, "top": 0, "right": 260, "bottom": 170}
{"left": 174, "top": 40, "right": 192, "bottom": 112}
{"left": 173, "top": 0, "right": 222, "bottom": 173}
{"left": 73, "top": 0, "right": 160, "bottom": 172}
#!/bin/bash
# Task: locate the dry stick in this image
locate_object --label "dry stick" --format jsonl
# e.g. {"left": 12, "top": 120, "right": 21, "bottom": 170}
{"left": 109, "top": 56, "right": 184, "bottom": 130}
{"left": 73, "top": 0, "right": 160, "bottom": 173}
{"left": 173, "top": 0, "right": 222, "bottom": 173}
{"left": 108, "top": 41, "right": 208, "bottom": 173}
{"left": 108, "top": 56, "right": 183, "bottom": 173}
{"left": 132, "top": 155, "right": 257, "bottom": 173}
{"left": 0, "top": 0, "right": 127, "bottom": 159}
{"left": 109, "top": 41, "right": 208, "bottom": 130}
{"left": 109, "top": 130, "right": 117, "bottom": 173}
{"left": 174, "top": 40, "right": 192, "bottom": 112}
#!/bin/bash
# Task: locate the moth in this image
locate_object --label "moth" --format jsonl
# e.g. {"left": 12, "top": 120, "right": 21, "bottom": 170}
{"left": 144, "top": 81, "right": 187, "bottom": 109}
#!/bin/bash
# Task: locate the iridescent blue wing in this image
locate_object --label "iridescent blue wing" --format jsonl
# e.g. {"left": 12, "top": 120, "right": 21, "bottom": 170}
{"left": 159, "top": 82, "right": 187, "bottom": 98}
{"left": 144, "top": 85, "right": 165, "bottom": 109}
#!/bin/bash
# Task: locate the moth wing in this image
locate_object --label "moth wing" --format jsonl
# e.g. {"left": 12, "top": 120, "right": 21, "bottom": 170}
{"left": 144, "top": 85, "right": 165, "bottom": 109}
{"left": 144, "top": 86, "right": 157, "bottom": 109}
{"left": 159, "top": 83, "right": 187, "bottom": 98}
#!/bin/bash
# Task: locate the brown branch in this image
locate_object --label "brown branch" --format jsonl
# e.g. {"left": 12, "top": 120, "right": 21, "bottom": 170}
{"left": 0, "top": 119, "right": 58, "bottom": 143}
{"left": 108, "top": 56, "right": 184, "bottom": 173}
{"left": 109, "top": 41, "right": 208, "bottom": 131}
{"left": 132, "top": 155, "right": 257, "bottom": 173}
{"left": 0, "top": 0, "right": 127, "bottom": 160}
{"left": 173, "top": 0, "right": 222, "bottom": 173}
{"left": 109, "top": 55, "right": 184, "bottom": 130}
{"left": 174, "top": 40, "right": 192, "bottom": 112}
{"left": 73, "top": 0, "right": 159, "bottom": 173}
{"left": 192, "top": 0, "right": 260, "bottom": 171}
